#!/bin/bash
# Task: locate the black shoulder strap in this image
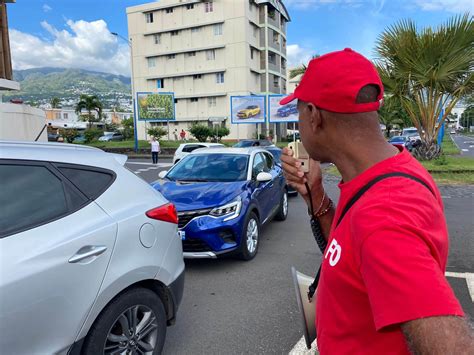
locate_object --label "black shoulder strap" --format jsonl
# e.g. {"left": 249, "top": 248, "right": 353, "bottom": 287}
{"left": 307, "top": 172, "right": 435, "bottom": 301}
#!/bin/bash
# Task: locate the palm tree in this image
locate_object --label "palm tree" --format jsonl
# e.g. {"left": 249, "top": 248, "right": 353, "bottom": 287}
{"left": 289, "top": 54, "right": 320, "bottom": 79}
{"left": 378, "top": 96, "right": 411, "bottom": 137}
{"left": 375, "top": 14, "right": 473, "bottom": 160}
{"left": 75, "top": 94, "right": 103, "bottom": 129}
{"left": 50, "top": 97, "right": 60, "bottom": 109}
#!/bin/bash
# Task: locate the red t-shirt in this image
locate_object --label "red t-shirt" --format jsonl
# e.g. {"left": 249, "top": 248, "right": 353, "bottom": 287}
{"left": 316, "top": 147, "right": 464, "bottom": 354}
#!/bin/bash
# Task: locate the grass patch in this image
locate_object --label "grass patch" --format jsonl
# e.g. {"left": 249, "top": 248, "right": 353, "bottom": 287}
{"left": 429, "top": 172, "right": 474, "bottom": 185}
{"left": 420, "top": 155, "right": 474, "bottom": 172}
{"left": 441, "top": 135, "right": 461, "bottom": 155}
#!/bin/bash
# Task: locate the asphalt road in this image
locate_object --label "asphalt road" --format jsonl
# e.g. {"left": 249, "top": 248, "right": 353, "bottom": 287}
{"left": 126, "top": 159, "right": 473, "bottom": 354}
{"left": 451, "top": 133, "right": 474, "bottom": 158}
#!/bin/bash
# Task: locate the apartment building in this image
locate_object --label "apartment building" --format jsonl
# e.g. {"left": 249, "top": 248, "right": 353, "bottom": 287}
{"left": 127, "top": 0, "right": 290, "bottom": 140}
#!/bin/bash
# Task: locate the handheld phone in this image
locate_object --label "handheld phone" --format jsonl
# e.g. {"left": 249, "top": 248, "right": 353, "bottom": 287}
{"left": 288, "top": 141, "right": 309, "bottom": 173}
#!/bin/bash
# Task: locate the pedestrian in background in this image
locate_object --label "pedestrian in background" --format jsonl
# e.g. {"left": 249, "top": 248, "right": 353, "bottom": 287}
{"left": 280, "top": 48, "right": 473, "bottom": 354}
{"left": 180, "top": 129, "right": 186, "bottom": 141}
{"left": 150, "top": 137, "right": 160, "bottom": 164}
{"left": 173, "top": 129, "right": 179, "bottom": 141}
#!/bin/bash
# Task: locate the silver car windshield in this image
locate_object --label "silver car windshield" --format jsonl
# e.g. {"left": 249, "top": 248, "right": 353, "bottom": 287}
{"left": 167, "top": 154, "right": 249, "bottom": 182}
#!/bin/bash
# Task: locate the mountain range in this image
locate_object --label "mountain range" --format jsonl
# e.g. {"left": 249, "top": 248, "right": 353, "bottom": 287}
{"left": 4, "top": 67, "right": 132, "bottom": 109}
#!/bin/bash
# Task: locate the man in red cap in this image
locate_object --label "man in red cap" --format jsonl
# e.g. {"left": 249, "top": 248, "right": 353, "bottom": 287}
{"left": 281, "top": 49, "right": 473, "bottom": 354}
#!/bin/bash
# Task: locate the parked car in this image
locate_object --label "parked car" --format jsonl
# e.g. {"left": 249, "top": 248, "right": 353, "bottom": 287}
{"left": 47, "top": 133, "right": 59, "bottom": 142}
{"left": 277, "top": 103, "right": 298, "bottom": 117}
{"left": 0, "top": 141, "right": 184, "bottom": 355}
{"left": 388, "top": 136, "right": 410, "bottom": 146}
{"left": 152, "top": 147, "right": 289, "bottom": 260}
{"left": 233, "top": 139, "right": 274, "bottom": 148}
{"left": 73, "top": 134, "right": 86, "bottom": 144}
{"left": 173, "top": 142, "right": 224, "bottom": 164}
{"left": 264, "top": 146, "right": 298, "bottom": 197}
{"left": 98, "top": 132, "right": 124, "bottom": 142}
{"left": 237, "top": 105, "right": 261, "bottom": 118}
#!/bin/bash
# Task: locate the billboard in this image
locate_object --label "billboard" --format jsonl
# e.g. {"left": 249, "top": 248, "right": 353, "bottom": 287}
{"left": 230, "top": 95, "right": 266, "bottom": 124}
{"left": 137, "top": 92, "right": 176, "bottom": 121}
{"left": 268, "top": 94, "right": 299, "bottom": 123}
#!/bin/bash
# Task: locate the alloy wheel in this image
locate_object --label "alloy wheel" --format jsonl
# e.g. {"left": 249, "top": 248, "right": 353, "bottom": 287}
{"left": 104, "top": 305, "right": 159, "bottom": 355}
{"left": 246, "top": 218, "right": 259, "bottom": 254}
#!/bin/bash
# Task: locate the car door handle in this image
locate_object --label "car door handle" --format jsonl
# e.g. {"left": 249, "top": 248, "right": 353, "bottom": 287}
{"left": 69, "top": 245, "right": 108, "bottom": 264}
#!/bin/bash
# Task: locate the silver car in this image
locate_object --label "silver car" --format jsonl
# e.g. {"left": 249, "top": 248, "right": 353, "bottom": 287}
{"left": 0, "top": 141, "right": 184, "bottom": 355}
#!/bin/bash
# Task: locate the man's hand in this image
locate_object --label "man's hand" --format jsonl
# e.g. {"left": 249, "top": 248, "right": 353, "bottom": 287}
{"left": 401, "top": 316, "right": 474, "bottom": 354}
{"left": 281, "top": 147, "right": 323, "bottom": 208}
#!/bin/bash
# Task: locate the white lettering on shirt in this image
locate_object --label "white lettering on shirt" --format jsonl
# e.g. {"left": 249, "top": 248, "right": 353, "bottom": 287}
{"left": 325, "top": 239, "right": 341, "bottom": 266}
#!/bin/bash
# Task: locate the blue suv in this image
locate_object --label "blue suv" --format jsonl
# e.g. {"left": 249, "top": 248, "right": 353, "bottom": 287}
{"left": 276, "top": 103, "right": 298, "bottom": 117}
{"left": 152, "top": 148, "right": 288, "bottom": 260}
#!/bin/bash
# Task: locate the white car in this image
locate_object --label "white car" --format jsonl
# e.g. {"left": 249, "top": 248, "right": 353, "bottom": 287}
{"left": 173, "top": 142, "right": 224, "bottom": 164}
{"left": 0, "top": 141, "right": 184, "bottom": 355}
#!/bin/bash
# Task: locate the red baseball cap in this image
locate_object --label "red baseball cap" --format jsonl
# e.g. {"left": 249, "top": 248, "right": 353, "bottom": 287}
{"left": 280, "top": 48, "right": 384, "bottom": 113}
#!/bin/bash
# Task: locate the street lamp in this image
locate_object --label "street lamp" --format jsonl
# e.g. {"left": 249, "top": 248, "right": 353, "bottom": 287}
{"left": 110, "top": 31, "right": 138, "bottom": 152}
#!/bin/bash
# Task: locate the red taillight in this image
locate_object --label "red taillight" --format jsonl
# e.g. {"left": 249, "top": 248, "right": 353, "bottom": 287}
{"left": 146, "top": 203, "right": 178, "bottom": 224}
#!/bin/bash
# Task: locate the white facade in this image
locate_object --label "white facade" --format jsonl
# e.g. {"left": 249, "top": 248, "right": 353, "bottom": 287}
{"left": 127, "top": 0, "right": 290, "bottom": 141}
{"left": 0, "top": 103, "right": 47, "bottom": 142}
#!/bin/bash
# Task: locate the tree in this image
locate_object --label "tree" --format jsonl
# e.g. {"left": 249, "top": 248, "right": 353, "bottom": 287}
{"left": 75, "top": 94, "right": 103, "bottom": 129}
{"left": 50, "top": 97, "right": 61, "bottom": 109}
{"left": 83, "top": 128, "right": 103, "bottom": 143}
{"left": 59, "top": 129, "right": 78, "bottom": 143}
{"left": 378, "top": 96, "right": 412, "bottom": 137}
{"left": 460, "top": 105, "right": 474, "bottom": 130}
{"left": 147, "top": 126, "right": 167, "bottom": 140}
{"left": 375, "top": 14, "right": 473, "bottom": 160}
{"left": 289, "top": 55, "right": 319, "bottom": 79}
{"left": 121, "top": 116, "right": 135, "bottom": 139}
{"left": 190, "top": 124, "right": 212, "bottom": 142}
{"left": 211, "top": 126, "right": 230, "bottom": 142}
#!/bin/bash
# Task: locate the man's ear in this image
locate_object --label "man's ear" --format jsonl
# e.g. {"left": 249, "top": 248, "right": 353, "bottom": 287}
{"left": 306, "top": 103, "right": 322, "bottom": 134}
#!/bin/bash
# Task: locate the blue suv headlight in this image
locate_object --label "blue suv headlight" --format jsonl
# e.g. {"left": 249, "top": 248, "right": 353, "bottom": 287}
{"left": 210, "top": 196, "right": 242, "bottom": 221}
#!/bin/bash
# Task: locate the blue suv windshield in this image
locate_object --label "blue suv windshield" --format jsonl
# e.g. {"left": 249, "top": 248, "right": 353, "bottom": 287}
{"left": 167, "top": 154, "right": 249, "bottom": 182}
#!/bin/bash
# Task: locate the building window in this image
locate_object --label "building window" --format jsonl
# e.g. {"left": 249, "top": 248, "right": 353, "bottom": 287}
{"left": 249, "top": 0, "right": 253, "bottom": 11}
{"left": 191, "top": 27, "right": 201, "bottom": 33}
{"left": 214, "top": 24, "right": 223, "bottom": 36}
{"left": 253, "top": 27, "right": 258, "bottom": 38}
{"left": 281, "top": 58, "right": 287, "bottom": 69}
{"left": 157, "top": 79, "right": 164, "bottom": 89}
{"left": 148, "top": 57, "right": 157, "bottom": 68}
{"left": 193, "top": 74, "right": 202, "bottom": 79}
{"left": 186, "top": 4, "right": 194, "bottom": 9}
{"left": 63, "top": 113, "right": 68, "bottom": 119}
{"left": 216, "top": 72, "right": 224, "bottom": 84}
{"left": 171, "top": 30, "right": 179, "bottom": 36}
{"left": 166, "top": 8, "right": 174, "bottom": 14}
{"left": 167, "top": 54, "right": 176, "bottom": 59}
{"left": 55, "top": 112, "right": 61, "bottom": 119}
{"left": 268, "top": 8, "right": 276, "bottom": 20}
{"left": 273, "top": 30, "right": 279, "bottom": 44}
{"left": 268, "top": 53, "right": 276, "bottom": 64}
{"left": 191, "top": 98, "right": 199, "bottom": 103}
{"left": 250, "top": 47, "right": 254, "bottom": 60}
{"left": 145, "top": 12, "right": 154, "bottom": 23}
{"left": 187, "top": 51, "right": 196, "bottom": 57}
{"left": 273, "top": 75, "right": 280, "bottom": 87}
{"left": 206, "top": 49, "right": 216, "bottom": 60}
{"left": 208, "top": 97, "right": 217, "bottom": 107}
{"left": 204, "top": 1, "right": 213, "bottom": 13}
{"left": 153, "top": 34, "right": 161, "bottom": 44}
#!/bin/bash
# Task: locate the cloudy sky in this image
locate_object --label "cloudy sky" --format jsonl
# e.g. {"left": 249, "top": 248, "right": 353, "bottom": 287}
{"left": 8, "top": 0, "right": 473, "bottom": 76}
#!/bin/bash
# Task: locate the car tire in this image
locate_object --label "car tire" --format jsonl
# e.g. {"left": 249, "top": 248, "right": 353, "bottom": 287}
{"left": 82, "top": 288, "right": 167, "bottom": 355}
{"left": 275, "top": 190, "right": 288, "bottom": 221}
{"left": 238, "top": 211, "right": 260, "bottom": 261}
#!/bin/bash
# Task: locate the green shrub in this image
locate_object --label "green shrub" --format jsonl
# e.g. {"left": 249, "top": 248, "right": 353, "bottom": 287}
{"left": 433, "top": 154, "right": 448, "bottom": 166}
{"left": 190, "top": 124, "right": 212, "bottom": 142}
{"left": 84, "top": 128, "right": 103, "bottom": 143}
{"left": 147, "top": 127, "right": 167, "bottom": 140}
{"left": 59, "top": 129, "right": 79, "bottom": 143}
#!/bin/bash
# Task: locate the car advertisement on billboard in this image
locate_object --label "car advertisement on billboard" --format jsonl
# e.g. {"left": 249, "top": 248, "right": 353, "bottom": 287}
{"left": 230, "top": 95, "right": 266, "bottom": 124}
{"left": 137, "top": 92, "right": 176, "bottom": 121}
{"left": 268, "top": 95, "right": 299, "bottom": 123}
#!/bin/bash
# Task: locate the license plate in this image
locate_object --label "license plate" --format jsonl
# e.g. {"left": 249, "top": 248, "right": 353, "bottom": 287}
{"left": 178, "top": 231, "right": 186, "bottom": 240}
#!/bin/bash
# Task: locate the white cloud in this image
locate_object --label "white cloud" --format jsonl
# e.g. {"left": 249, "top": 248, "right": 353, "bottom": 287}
{"left": 42, "top": 4, "right": 52, "bottom": 12}
{"left": 414, "top": 0, "right": 473, "bottom": 12}
{"left": 10, "top": 19, "right": 130, "bottom": 76}
{"left": 286, "top": 44, "right": 315, "bottom": 68}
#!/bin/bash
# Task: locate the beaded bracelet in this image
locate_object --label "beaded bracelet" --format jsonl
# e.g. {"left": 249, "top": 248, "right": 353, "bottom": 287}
{"left": 315, "top": 198, "right": 333, "bottom": 218}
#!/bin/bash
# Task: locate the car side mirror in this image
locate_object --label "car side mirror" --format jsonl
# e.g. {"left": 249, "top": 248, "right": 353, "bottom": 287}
{"left": 256, "top": 172, "right": 272, "bottom": 182}
{"left": 158, "top": 170, "right": 168, "bottom": 179}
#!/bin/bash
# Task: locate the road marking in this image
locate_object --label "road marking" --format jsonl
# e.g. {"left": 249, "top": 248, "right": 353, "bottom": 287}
{"left": 469, "top": 145, "right": 474, "bottom": 148}
{"left": 289, "top": 337, "right": 318, "bottom": 355}
{"left": 462, "top": 149, "right": 469, "bottom": 152}
{"left": 445, "top": 272, "right": 474, "bottom": 302}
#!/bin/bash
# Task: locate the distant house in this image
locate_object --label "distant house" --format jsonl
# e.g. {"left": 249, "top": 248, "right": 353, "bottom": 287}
{"left": 44, "top": 107, "right": 131, "bottom": 129}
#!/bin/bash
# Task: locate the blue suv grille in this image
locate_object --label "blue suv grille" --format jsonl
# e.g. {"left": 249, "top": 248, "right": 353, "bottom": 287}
{"left": 177, "top": 208, "right": 212, "bottom": 229}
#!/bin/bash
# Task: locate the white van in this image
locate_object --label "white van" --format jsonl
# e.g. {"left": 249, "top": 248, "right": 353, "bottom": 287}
{"left": 173, "top": 143, "right": 224, "bottom": 164}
